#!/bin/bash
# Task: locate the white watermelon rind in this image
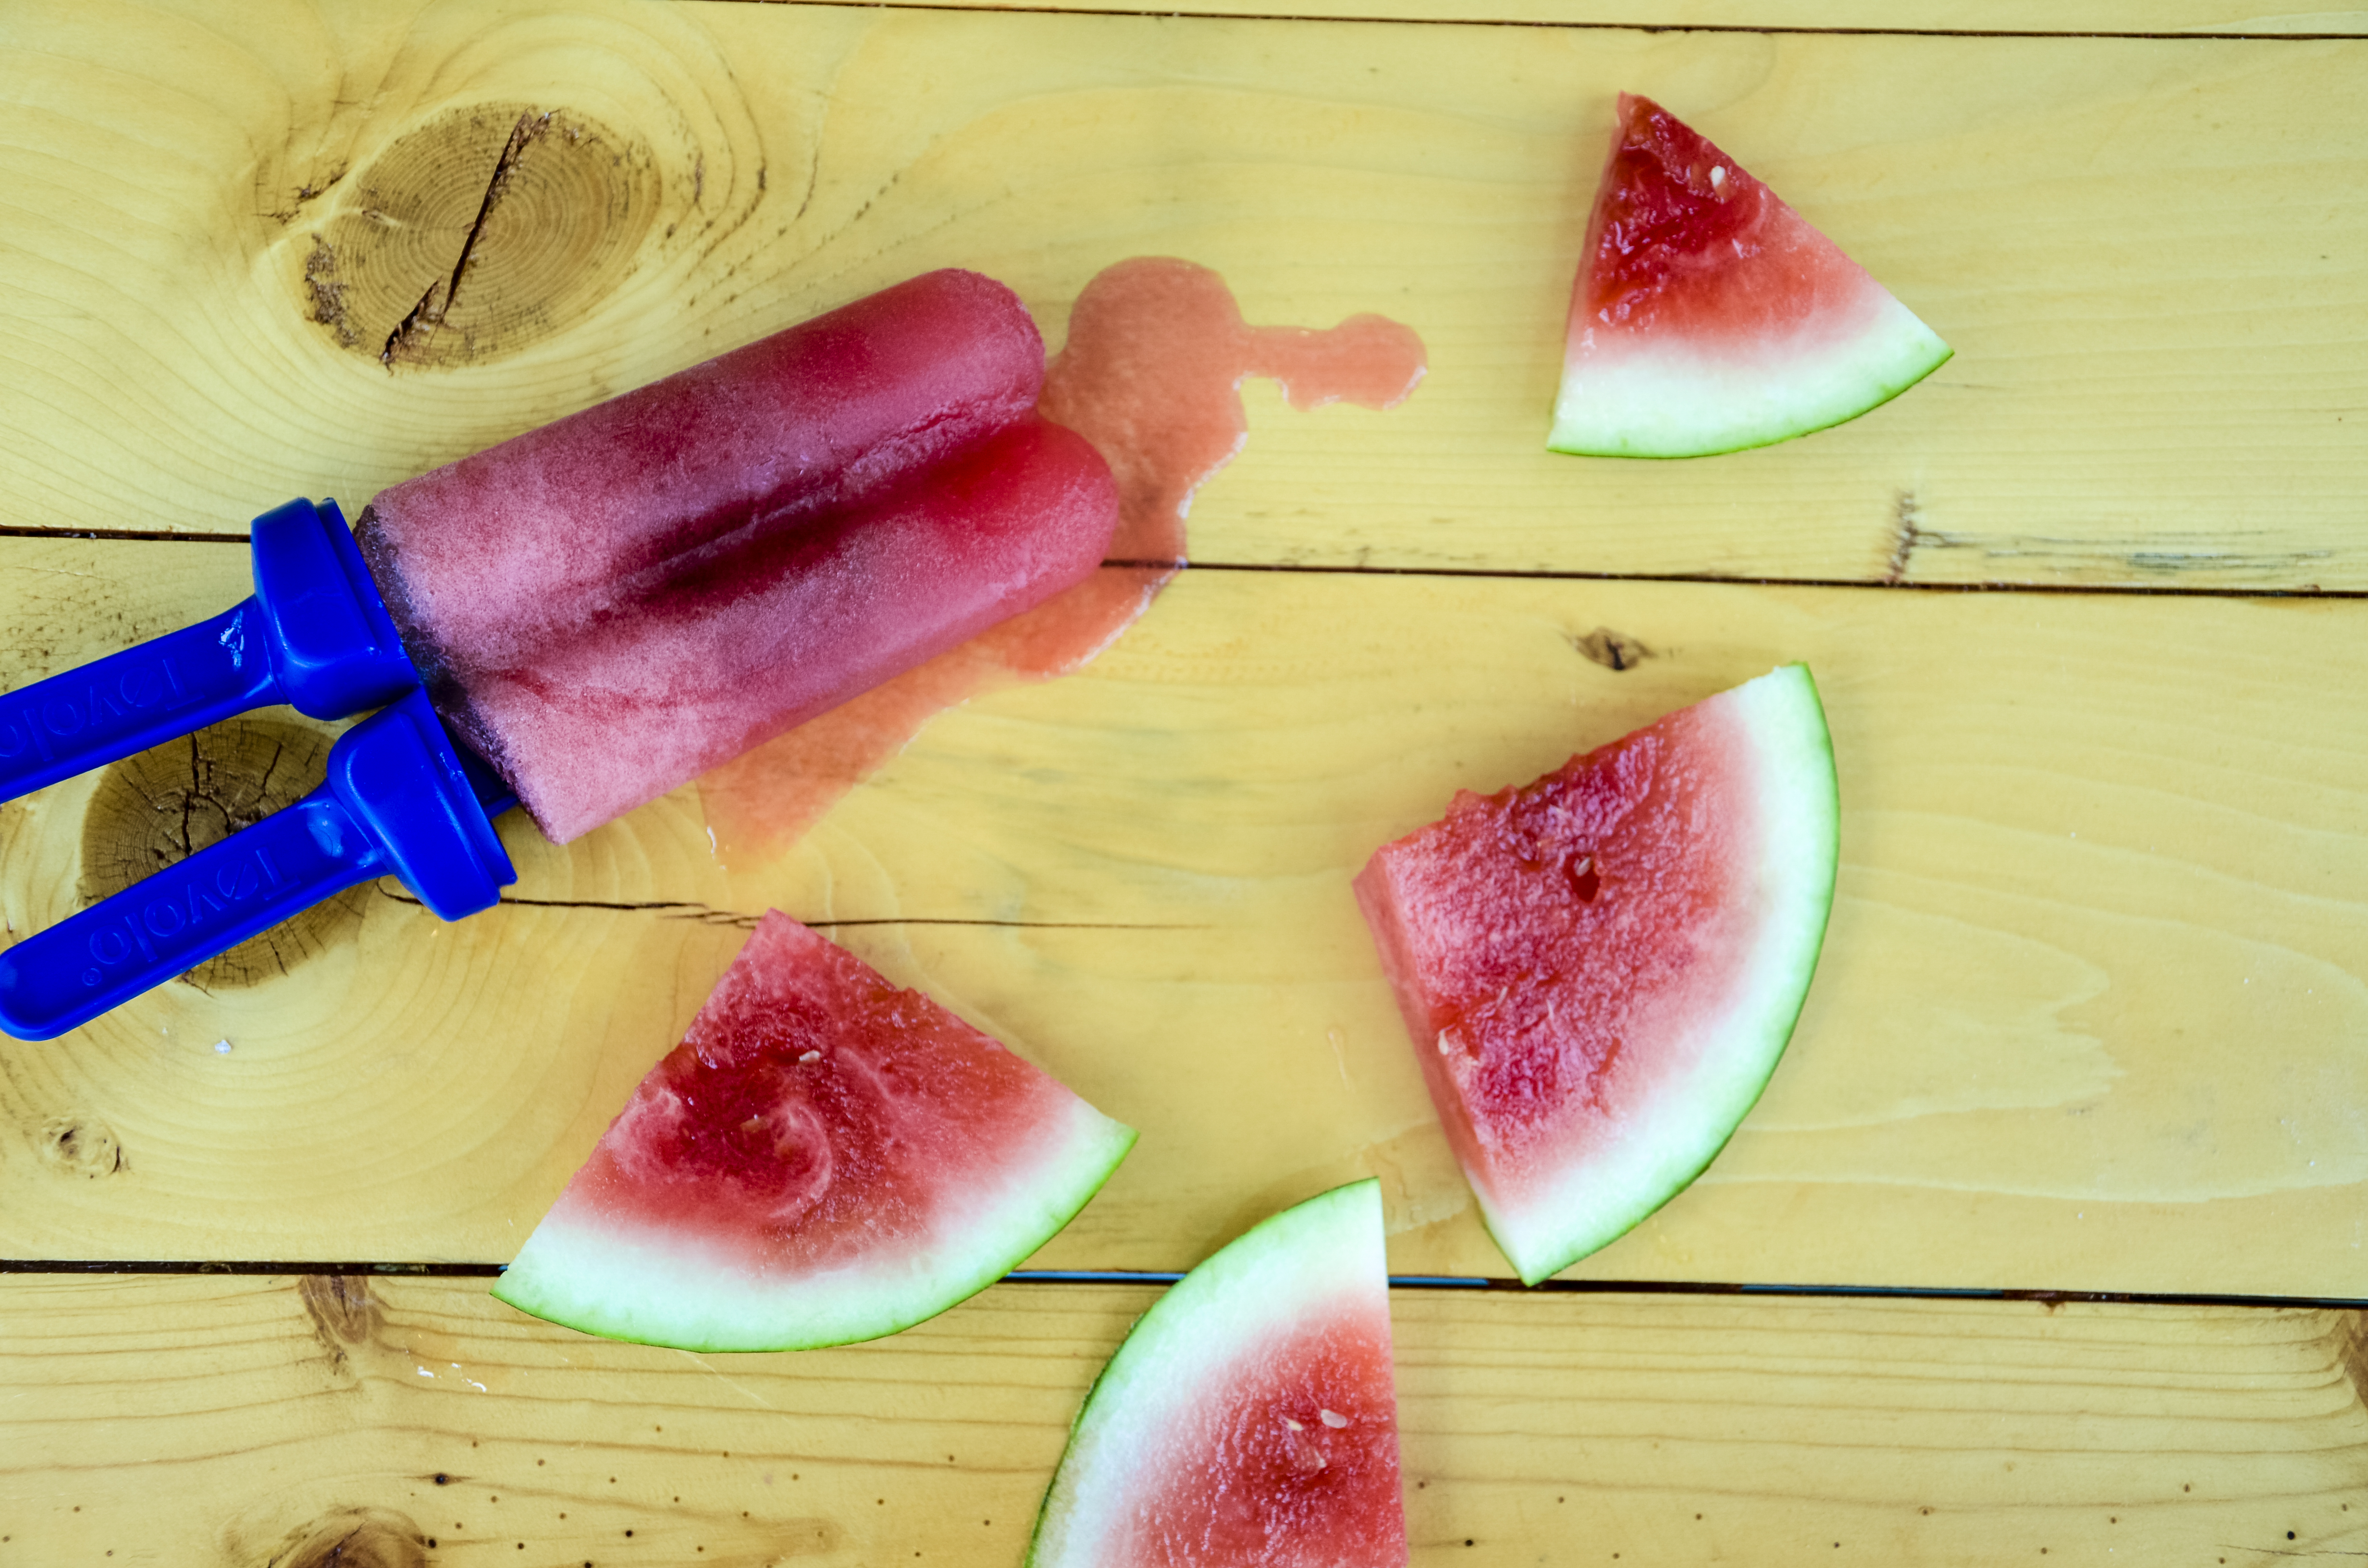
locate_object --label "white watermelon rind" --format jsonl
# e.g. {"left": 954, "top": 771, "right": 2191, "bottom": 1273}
{"left": 1479, "top": 663, "right": 1839, "bottom": 1286}
{"left": 1025, "top": 1179, "right": 1391, "bottom": 1568}
{"left": 491, "top": 1095, "right": 1137, "bottom": 1353}
{"left": 1549, "top": 292, "right": 1952, "bottom": 459}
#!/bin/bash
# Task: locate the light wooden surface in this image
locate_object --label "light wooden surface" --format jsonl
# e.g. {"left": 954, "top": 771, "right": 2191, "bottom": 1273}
{"left": 885, "top": 0, "right": 2368, "bottom": 31}
{"left": 5, "top": 539, "right": 2368, "bottom": 1297}
{"left": 5, "top": 1274, "right": 2367, "bottom": 1566}
{"left": 4, "top": 0, "right": 2366, "bottom": 1558}
{"left": 4, "top": 2, "right": 2365, "bottom": 588}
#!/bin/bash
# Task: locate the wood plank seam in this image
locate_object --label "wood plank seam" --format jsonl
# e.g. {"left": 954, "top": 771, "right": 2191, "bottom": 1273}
{"left": 19, "top": 533, "right": 2368, "bottom": 603}
{"left": 4, "top": 1263, "right": 2368, "bottom": 1317}
{"left": 688, "top": 0, "right": 2368, "bottom": 41}
{"left": 1172, "top": 559, "right": 2368, "bottom": 600}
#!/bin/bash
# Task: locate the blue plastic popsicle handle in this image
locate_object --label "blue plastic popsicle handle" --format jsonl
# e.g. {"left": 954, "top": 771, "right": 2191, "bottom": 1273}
{"left": 0, "top": 498, "right": 417, "bottom": 802}
{"left": 0, "top": 691, "right": 516, "bottom": 1041}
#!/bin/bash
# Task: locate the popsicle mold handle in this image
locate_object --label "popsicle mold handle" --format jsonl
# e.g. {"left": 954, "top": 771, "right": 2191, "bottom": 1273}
{"left": 249, "top": 498, "right": 418, "bottom": 718}
{"left": 0, "top": 691, "right": 515, "bottom": 1041}
{"left": 0, "top": 499, "right": 417, "bottom": 803}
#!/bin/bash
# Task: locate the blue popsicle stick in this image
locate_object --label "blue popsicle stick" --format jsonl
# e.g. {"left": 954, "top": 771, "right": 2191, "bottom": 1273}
{"left": 0, "top": 690, "right": 517, "bottom": 1041}
{"left": 0, "top": 498, "right": 419, "bottom": 802}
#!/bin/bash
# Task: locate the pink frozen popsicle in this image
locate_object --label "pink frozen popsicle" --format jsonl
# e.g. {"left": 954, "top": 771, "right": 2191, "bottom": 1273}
{"left": 356, "top": 270, "right": 1119, "bottom": 842}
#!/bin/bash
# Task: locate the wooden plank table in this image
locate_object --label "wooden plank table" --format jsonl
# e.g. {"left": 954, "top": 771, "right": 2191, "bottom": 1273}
{"left": 4, "top": 0, "right": 2367, "bottom": 1560}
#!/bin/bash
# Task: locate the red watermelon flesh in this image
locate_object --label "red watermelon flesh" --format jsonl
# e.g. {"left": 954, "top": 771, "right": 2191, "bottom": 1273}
{"left": 1551, "top": 93, "right": 1949, "bottom": 457}
{"left": 1354, "top": 665, "right": 1837, "bottom": 1285}
{"left": 493, "top": 911, "right": 1135, "bottom": 1350}
{"left": 1027, "top": 1181, "right": 1406, "bottom": 1568}
{"left": 1133, "top": 1318, "right": 1400, "bottom": 1564}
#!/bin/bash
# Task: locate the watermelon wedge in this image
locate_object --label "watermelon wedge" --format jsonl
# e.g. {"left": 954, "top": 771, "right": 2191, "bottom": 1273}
{"left": 1551, "top": 93, "right": 1950, "bottom": 457}
{"left": 1027, "top": 1180, "right": 1406, "bottom": 1568}
{"left": 493, "top": 912, "right": 1136, "bottom": 1350}
{"left": 1353, "top": 665, "right": 1838, "bottom": 1285}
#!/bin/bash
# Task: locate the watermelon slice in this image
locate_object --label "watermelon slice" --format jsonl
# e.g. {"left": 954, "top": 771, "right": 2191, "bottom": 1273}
{"left": 1551, "top": 93, "right": 1950, "bottom": 457}
{"left": 1027, "top": 1180, "right": 1406, "bottom": 1568}
{"left": 1353, "top": 665, "right": 1838, "bottom": 1285}
{"left": 493, "top": 911, "right": 1136, "bottom": 1350}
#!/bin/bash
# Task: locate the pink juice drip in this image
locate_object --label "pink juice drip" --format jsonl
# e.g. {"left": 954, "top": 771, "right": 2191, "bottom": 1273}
{"left": 699, "top": 258, "right": 1427, "bottom": 865}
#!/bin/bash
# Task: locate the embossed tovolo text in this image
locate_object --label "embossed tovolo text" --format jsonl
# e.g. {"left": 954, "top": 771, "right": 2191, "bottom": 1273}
{"left": 0, "top": 656, "right": 192, "bottom": 764}
{"left": 79, "top": 845, "right": 292, "bottom": 988}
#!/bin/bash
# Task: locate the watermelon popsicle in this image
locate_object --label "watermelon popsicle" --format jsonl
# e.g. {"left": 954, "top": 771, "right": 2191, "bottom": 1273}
{"left": 358, "top": 267, "right": 1119, "bottom": 842}
{"left": 0, "top": 269, "right": 1119, "bottom": 1037}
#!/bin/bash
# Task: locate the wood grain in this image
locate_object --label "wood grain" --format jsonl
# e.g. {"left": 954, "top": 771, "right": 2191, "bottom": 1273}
{"left": 4, "top": 538, "right": 2365, "bottom": 1298}
{"left": 1, "top": 1274, "right": 2364, "bottom": 1563}
{"left": 850, "top": 0, "right": 2368, "bottom": 35}
{"left": 2, "top": 2, "right": 2363, "bottom": 588}
{"left": 5, "top": 0, "right": 2365, "bottom": 1542}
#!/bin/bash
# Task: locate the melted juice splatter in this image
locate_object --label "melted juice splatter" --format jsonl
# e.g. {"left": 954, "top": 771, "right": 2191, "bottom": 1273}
{"left": 698, "top": 257, "right": 1427, "bottom": 865}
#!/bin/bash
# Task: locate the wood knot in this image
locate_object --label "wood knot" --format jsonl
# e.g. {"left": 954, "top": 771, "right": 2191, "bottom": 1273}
{"left": 77, "top": 717, "right": 365, "bottom": 991}
{"left": 1572, "top": 627, "right": 1652, "bottom": 672}
{"left": 298, "top": 1274, "right": 382, "bottom": 1351}
{"left": 37, "top": 1114, "right": 124, "bottom": 1178}
{"left": 2331, "top": 1311, "right": 2368, "bottom": 1411}
{"left": 297, "top": 102, "right": 659, "bottom": 368}
{"left": 268, "top": 1507, "right": 429, "bottom": 1568}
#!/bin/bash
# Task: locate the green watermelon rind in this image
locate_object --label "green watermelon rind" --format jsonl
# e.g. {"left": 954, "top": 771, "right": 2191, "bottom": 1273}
{"left": 1024, "top": 1179, "right": 1392, "bottom": 1568}
{"left": 490, "top": 1098, "right": 1137, "bottom": 1353}
{"left": 1550, "top": 294, "right": 1952, "bottom": 460}
{"left": 1478, "top": 663, "right": 1839, "bottom": 1286}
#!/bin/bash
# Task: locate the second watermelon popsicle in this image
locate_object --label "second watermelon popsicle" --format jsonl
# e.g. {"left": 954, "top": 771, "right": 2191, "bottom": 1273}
{"left": 358, "top": 268, "right": 1120, "bottom": 843}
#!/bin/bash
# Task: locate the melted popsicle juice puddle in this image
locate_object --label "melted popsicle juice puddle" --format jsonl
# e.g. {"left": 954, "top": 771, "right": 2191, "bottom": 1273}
{"left": 698, "top": 258, "right": 1426, "bottom": 864}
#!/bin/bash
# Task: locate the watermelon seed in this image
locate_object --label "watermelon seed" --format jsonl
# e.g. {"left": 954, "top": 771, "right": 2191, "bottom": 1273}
{"left": 1319, "top": 1409, "right": 1349, "bottom": 1428}
{"left": 799, "top": 1051, "right": 822, "bottom": 1064}
{"left": 1283, "top": 1418, "right": 1304, "bottom": 1431}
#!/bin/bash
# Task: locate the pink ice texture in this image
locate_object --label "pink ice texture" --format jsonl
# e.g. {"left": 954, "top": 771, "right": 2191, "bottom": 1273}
{"left": 357, "top": 270, "right": 1120, "bottom": 842}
